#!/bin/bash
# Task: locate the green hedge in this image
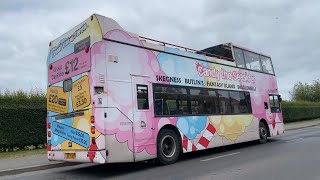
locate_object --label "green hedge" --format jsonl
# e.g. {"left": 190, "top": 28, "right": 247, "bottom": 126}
{"left": 0, "top": 90, "right": 46, "bottom": 149}
{"left": 282, "top": 106, "right": 320, "bottom": 122}
{"left": 1, "top": 89, "right": 320, "bottom": 149}
{"left": 0, "top": 107, "right": 47, "bottom": 149}
{"left": 282, "top": 101, "right": 320, "bottom": 123}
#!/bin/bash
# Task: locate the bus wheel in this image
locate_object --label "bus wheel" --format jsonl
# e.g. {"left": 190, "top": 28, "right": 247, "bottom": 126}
{"left": 157, "top": 129, "right": 181, "bottom": 165}
{"left": 258, "top": 121, "right": 268, "bottom": 144}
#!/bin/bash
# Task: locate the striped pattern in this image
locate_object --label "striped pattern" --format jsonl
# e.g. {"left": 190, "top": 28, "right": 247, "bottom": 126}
{"left": 182, "top": 123, "right": 216, "bottom": 152}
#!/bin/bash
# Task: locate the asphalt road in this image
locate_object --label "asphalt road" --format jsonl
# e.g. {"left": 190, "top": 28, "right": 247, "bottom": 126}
{"left": 2, "top": 126, "right": 320, "bottom": 180}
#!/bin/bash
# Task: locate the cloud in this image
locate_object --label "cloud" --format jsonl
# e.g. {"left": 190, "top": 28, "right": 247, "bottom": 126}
{"left": 0, "top": 0, "right": 319, "bottom": 100}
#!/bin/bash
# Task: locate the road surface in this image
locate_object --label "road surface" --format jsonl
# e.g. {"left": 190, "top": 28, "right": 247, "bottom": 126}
{"left": 2, "top": 125, "right": 320, "bottom": 180}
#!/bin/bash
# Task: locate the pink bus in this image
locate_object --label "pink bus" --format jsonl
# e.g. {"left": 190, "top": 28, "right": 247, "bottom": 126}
{"left": 47, "top": 14, "right": 284, "bottom": 165}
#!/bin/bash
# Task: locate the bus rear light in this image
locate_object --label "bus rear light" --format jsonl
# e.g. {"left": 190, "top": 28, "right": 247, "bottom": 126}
{"left": 92, "top": 137, "right": 96, "bottom": 144}
{"left": 90, "top": 116, "right": 95, "bottom": 123}
{"left": 49, "top": 64, "right": 53, "bottom": 70}
{"left": 85, "top": 47, "right": 89, "bottom": 53}
{"left": 48, "top": 131, "right": 51, "bottom": 137}
{"left": 47, "top": 123, "right": 51, "bottom": 129}
{"left": 91, "top": 127, "right": 95, "bottom": 134}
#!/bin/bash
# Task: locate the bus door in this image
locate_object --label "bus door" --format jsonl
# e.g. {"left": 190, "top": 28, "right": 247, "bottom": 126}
{"left": 267, "top": 94, "right": 282, "bottom": 135}
{"left": 131, "top": 75, "right": 154, "bottom": 143}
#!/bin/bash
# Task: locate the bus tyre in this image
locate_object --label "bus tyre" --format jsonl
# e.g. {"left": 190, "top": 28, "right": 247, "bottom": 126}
{"left": 258, "top": 122, "right": 268, "bottom": 144}
{"left": 157, "top": 129, "right": 181, "bottom": 165}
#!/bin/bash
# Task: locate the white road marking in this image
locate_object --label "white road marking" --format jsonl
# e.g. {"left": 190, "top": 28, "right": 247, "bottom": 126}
{"left": 201, "top": 152, "right": 240, "bottom": 162}
{"left": 286, "top": 138, "right": 303, "bottom": 143}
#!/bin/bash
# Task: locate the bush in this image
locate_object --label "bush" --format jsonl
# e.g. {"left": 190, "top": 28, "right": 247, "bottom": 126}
{"left": 0, "top": 108, "right": 47, "bottom": 149}
{"left": 290, "top": 80, "right": 320, "bottom": 102}
{"left": 0, "top": 89, "right": 46, "bottom": 109}
{"left": 282, "top": 101, "right": 320, "bottom": 107}
{"left": 0, "top": 89, "right": 46, "bottom": 149}
{"left": 282, "top": 101, "right": 320, "bottom": 123}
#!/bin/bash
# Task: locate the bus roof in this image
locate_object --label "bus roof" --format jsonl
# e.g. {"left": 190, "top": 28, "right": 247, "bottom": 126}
{"left": 48, "top": 13, "right": 270, "bottom": 66}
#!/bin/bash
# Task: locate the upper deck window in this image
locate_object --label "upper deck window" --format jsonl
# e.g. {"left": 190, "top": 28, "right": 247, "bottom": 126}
{"left": 260, "top": 56, "right": 274, "bottom": 74}
{"left": 233, "top": 47, "right": 274, "bottom": 75}
{"left": 244, "top": 51, "right": 262, "bottom": 71}
{"left": 234, "top": 48, "right": 246, "bottom": 68}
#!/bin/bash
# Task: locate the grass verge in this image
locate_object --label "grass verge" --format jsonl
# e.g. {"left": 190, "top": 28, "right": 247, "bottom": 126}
{"left": 0, "top": 149, "right": 46, "bottom": 160}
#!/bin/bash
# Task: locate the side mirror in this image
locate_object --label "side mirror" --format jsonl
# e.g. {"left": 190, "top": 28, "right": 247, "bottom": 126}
{"left": 278, "top": 95, "right": 282, "bottom": 102}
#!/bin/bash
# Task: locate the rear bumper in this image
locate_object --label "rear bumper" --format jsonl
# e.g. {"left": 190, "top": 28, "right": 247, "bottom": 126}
{"left": 48, "top": 150, "right": 107, "bottom": 164}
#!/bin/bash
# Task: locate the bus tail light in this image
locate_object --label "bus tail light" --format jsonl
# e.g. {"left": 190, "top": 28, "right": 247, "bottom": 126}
{"left": 85, "top": 47, "right": 89, "bottom": 53}
{"left": 91, "top": 127, "right": 95, "bottom": 134}
{"left": 47, "top": 123, "right": 51, "bottom": 129}
{"left": 92, "top": 137, "right": 96, "bottom": 144}
{"left": 48, "top": 131, "right": 51, "bottom": 137}
{"left": 90, "top": 116, "right": 95, "bottom": 123}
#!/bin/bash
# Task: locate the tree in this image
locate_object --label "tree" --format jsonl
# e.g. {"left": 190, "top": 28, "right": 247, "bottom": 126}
{"left": 290, "top": 80, "right": 320, "bottom": 102}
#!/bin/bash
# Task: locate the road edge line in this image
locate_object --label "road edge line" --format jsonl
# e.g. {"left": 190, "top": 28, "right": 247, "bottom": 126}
{"left": 0, "top": 162, "right": 80, "bottom": 177}
{"left": 285, "top": 123, "right": 320, "bottom": 131}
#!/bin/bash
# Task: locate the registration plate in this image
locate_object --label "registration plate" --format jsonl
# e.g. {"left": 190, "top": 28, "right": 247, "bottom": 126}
{"left": 65, "top": 153, "right": 76, "bottom": 159}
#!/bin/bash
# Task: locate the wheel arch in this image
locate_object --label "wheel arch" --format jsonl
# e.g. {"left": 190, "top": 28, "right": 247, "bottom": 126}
{"left": 157, "top": 124, "right": 182, "bottom": 151}
{"left": 260, "top": 118, "right": 270, "bottom": 137}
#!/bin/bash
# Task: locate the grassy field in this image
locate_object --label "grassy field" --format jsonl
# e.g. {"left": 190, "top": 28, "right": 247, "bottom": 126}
{"left": 0, "top": 149, "right": 46, "bottom": 160}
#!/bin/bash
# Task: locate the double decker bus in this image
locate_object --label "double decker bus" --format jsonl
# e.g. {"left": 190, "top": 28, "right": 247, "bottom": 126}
{"left": 47, "top": 14, "right": 284, "bottom": 165}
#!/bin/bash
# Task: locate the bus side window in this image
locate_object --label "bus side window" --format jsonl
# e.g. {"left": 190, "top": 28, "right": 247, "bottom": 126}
{"left": 269, "top": 95, "right": 281, "bottom": 113}
{"left": 244, "top": 51, "right": 262, "bottom": 71}
{"left": 217, "top": 90, "right": 231, "bottom": 114}
{"left": 137, "top": 85, "right": 149, "bottom": 110}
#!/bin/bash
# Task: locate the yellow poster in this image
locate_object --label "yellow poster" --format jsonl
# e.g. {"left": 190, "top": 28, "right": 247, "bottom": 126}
{"left": 47, "top": 86, "right": 70, "bottom": 114}
{"left": 72, "top": 75, "right": 91, "bottom": 110}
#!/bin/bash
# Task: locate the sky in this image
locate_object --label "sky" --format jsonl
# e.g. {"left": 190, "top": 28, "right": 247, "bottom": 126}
{"left": 0, "top": 0, "right": 319, "bottom": 100}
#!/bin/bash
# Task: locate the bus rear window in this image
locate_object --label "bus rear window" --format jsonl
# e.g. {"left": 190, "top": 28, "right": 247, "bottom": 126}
{"left": 63, "top": 79, "right": 72, "bottom": 92}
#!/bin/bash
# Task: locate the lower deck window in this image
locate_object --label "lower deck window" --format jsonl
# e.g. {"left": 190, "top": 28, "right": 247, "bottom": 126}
{"left": 137, "top": 85, "right": 149, "bottom": 110}
{"left": 154, "top": 84, "right": 252, "bottom": 116}
{"left": 218, "top": 90, "right": 231, "bottom": 114}
{"left": 154, "top": 86, "right": 188, "bottom": 115}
